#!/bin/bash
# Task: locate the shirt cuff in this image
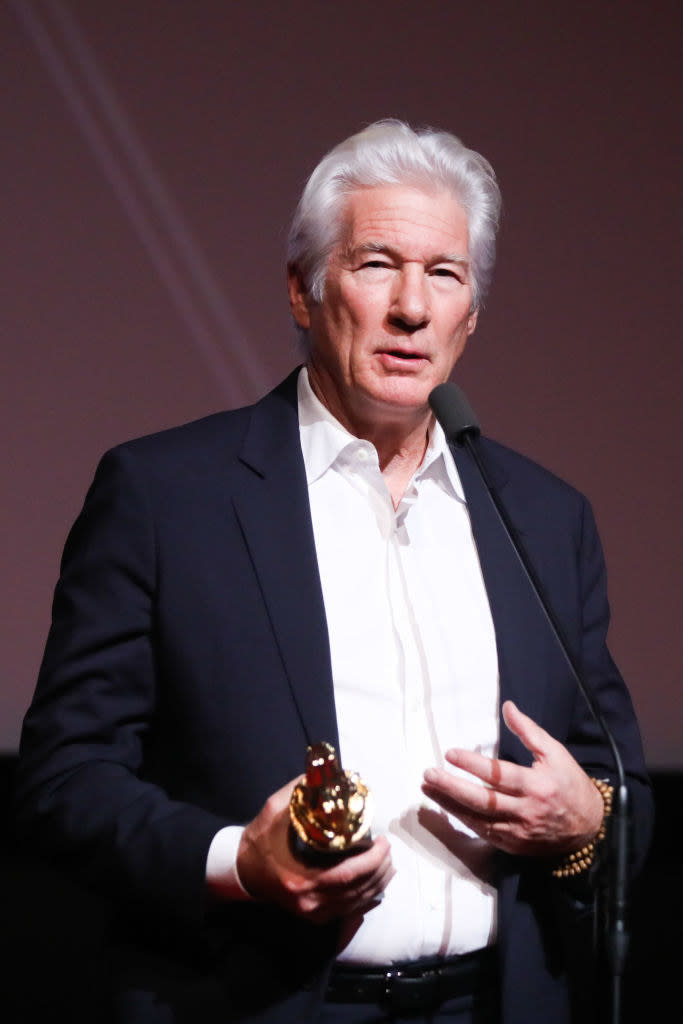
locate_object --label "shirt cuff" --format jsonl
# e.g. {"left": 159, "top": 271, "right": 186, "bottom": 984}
{"left": 206, "top": 825, "right": 252, "bottom": 902}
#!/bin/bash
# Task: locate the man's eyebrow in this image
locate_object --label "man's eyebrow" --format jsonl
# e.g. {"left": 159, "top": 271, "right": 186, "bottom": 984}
{"left": 434, "top": 254, "right": 470, "bottom": 266}
{"left": 347, "top": 241, "right": 394, "bottom": 257}
{"left": 350, "top": 241, "right": 470, "bottom": 265}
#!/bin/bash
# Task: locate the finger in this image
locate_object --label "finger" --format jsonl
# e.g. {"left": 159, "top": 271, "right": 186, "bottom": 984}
{"left": 257, "top": 774, "right": 306, "bottom": 829}
{"left": 422, "top": 767, "right": 519, "bottom": 820}
{"left": 310, "top": 846, "right": 396, "bottom": 921}
{"left": 323, "top": 856, "right": 395, "bottom": 908}
{"left": 422, "top": 766, "right": 496, "bottom": 813}
{"left": 418, "top": 782, "right": 517, "bottom": 850}
{"left": 502, "top": 701, "right": 554, "bottom": 761}
{"left": 443, "top": 748, "right": 528, "bottom": 796}
{"left": 316, "top": 836, "right": 392, "bottom": 889}
{"left": 312, "top": 883, "right": 387, "bottom": 925}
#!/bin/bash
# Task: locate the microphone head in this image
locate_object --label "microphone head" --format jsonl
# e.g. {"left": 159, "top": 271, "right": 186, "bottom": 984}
{"left": 429, "top": 382, "right": 481, "bottom": 445}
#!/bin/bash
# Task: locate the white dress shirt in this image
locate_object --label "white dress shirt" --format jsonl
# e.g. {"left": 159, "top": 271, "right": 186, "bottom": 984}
{"left": 208, "top": 367, "right": 500, "bottom": 963}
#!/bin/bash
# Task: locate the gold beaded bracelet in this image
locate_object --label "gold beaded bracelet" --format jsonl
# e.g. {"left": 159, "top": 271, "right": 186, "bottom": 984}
{"left": 551, "top": 778, "right": 614, "bottom": 879}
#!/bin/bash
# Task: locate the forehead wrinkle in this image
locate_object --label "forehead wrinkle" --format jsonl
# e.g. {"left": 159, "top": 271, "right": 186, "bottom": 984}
{"left": 334, "top": 185, "right": 471, "bottom": 269}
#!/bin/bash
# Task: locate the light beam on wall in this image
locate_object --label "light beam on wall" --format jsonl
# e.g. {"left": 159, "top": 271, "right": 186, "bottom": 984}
{"left": 11, "top": 0, "right": 271, "bottom": 405}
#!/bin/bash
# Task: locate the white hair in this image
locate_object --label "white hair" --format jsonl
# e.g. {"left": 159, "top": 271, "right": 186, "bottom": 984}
{"left": 287, "top": 118, "right": 501, "bottom": 312}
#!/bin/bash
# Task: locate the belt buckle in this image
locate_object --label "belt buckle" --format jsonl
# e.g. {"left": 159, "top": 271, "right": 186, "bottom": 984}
{"left": 383, "top": 966, "right": 439, "bottom": 1014}
{"left": 383, "top": 967, "right": 403, "bottom": 1005}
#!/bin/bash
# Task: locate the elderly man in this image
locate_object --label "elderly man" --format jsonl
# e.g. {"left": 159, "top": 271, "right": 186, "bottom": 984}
{"left": 15, "top": 121, "right": 652, "bottom": 1024}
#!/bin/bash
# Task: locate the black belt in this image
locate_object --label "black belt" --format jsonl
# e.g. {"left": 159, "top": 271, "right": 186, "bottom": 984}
{"left": 326, "top": 947, "right": 497, "bottom": 1014}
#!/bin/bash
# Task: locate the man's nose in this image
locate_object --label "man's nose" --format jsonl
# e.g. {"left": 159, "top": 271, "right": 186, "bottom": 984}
{"left": 389, "top": 266, "right": 430, "bottom": 331}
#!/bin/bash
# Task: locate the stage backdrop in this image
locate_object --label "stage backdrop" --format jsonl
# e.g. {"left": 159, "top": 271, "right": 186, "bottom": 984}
{"left": 2, "top": 0, "right": 681, "bottom": 767}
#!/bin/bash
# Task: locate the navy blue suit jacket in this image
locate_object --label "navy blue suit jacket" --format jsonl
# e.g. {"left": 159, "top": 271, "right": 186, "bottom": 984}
{"left": 15, "top": 370, "right": 653, "bottom": 1022}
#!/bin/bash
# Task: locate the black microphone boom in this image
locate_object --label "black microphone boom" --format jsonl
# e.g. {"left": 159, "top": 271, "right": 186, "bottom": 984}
{"left": 429, "top": 381, "right": 630, "bottom": 1024}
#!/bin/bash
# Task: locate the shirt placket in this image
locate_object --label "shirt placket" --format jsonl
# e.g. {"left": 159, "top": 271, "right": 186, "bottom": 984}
{"left": 385, "top": 490, "right": 452, "bottom": 955}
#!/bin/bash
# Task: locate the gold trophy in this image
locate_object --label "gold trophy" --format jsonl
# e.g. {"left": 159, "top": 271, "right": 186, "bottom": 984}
{"left": 289, "top": 742, "right": 373, "bottom": 861}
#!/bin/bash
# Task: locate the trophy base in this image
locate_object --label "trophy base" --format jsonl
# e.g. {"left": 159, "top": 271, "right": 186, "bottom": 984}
{"left": 289, "top": 828, "right": 373, "bottom": 867}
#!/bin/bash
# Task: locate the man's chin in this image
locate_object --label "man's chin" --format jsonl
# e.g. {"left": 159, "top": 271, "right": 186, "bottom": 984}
{"left": 370, "top": 372, "right": 438, "bottom": 406}
{"left": 360, "top": 381, "right": 436, "bottom": 422}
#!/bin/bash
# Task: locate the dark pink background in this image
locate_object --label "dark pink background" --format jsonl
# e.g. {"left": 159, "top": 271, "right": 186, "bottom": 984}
{"left": 3, "top": 1, "right": 681, "bottom": 765}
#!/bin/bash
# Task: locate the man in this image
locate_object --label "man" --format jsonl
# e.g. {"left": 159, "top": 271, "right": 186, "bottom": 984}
{"left": 15, "top": 120, "right": 652, "bottom": 1023}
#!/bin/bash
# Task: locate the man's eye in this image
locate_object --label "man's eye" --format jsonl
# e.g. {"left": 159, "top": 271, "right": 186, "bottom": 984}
{"left": 362, "top": 260, "right": 391, "bottom": 269}
{"left": 432, "top": 268, "right": 461, "bottom": 280}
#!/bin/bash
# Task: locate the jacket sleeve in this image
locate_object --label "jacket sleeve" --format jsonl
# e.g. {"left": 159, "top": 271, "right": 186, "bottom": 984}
{"left": 13, "top": 445, "right": 230, "bottom": 930}
{"left": 562, "top": 495, "right": 653, "bottom": 877}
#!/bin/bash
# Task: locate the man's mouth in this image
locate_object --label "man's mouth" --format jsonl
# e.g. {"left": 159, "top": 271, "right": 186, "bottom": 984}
{"left": 379, "top": 348, "right": 426, "bottom": 361}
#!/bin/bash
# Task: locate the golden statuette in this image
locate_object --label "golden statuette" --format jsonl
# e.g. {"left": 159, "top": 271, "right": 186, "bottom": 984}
{"left": 289, "top": 742, "right": 373, "bottom": 857}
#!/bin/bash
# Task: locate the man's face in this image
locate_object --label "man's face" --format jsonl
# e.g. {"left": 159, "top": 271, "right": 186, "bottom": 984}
{"left": 288, "top": 184, "right": 478, "bottom": 437}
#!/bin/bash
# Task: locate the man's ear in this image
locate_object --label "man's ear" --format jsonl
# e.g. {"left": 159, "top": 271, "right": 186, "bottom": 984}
{"left": 467, "top": 308, "right": 479, "bottom": 336}
{"left": 287, "top": 265, "right": 311, "bottom": 329}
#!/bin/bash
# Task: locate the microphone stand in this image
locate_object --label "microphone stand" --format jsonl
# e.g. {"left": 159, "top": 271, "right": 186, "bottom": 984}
{"left": 430, "top": 384, "right": 630, "bottom": 1024}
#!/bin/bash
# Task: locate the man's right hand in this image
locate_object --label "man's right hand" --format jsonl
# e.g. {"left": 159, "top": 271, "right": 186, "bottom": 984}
{"left": 236, "top": 778, "right": 394, "bottom": 924}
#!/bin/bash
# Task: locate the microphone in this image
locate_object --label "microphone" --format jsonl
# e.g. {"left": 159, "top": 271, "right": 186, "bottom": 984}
{"left": 429, "top": 382, "right": 481, "bottom": 445}
{"left": 429, "top": 381, "right": 630, "bottom": 1024}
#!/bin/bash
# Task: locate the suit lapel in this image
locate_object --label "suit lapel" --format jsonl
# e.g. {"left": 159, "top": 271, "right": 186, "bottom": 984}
{"left": 232, "top": 372, "right": 340, "bottom": 752}
{"left": 451, "top": 441, "right": 557, "bottom": 766}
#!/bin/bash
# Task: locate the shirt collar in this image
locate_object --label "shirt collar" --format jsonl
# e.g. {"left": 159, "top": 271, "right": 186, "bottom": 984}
{"left": 297, "top": 366, "right": 466, "bottom": 503}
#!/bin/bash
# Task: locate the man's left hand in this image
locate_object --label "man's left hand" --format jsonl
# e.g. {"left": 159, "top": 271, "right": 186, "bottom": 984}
{"left": 422, "top": 700, "right": 604, "bottom": 857}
